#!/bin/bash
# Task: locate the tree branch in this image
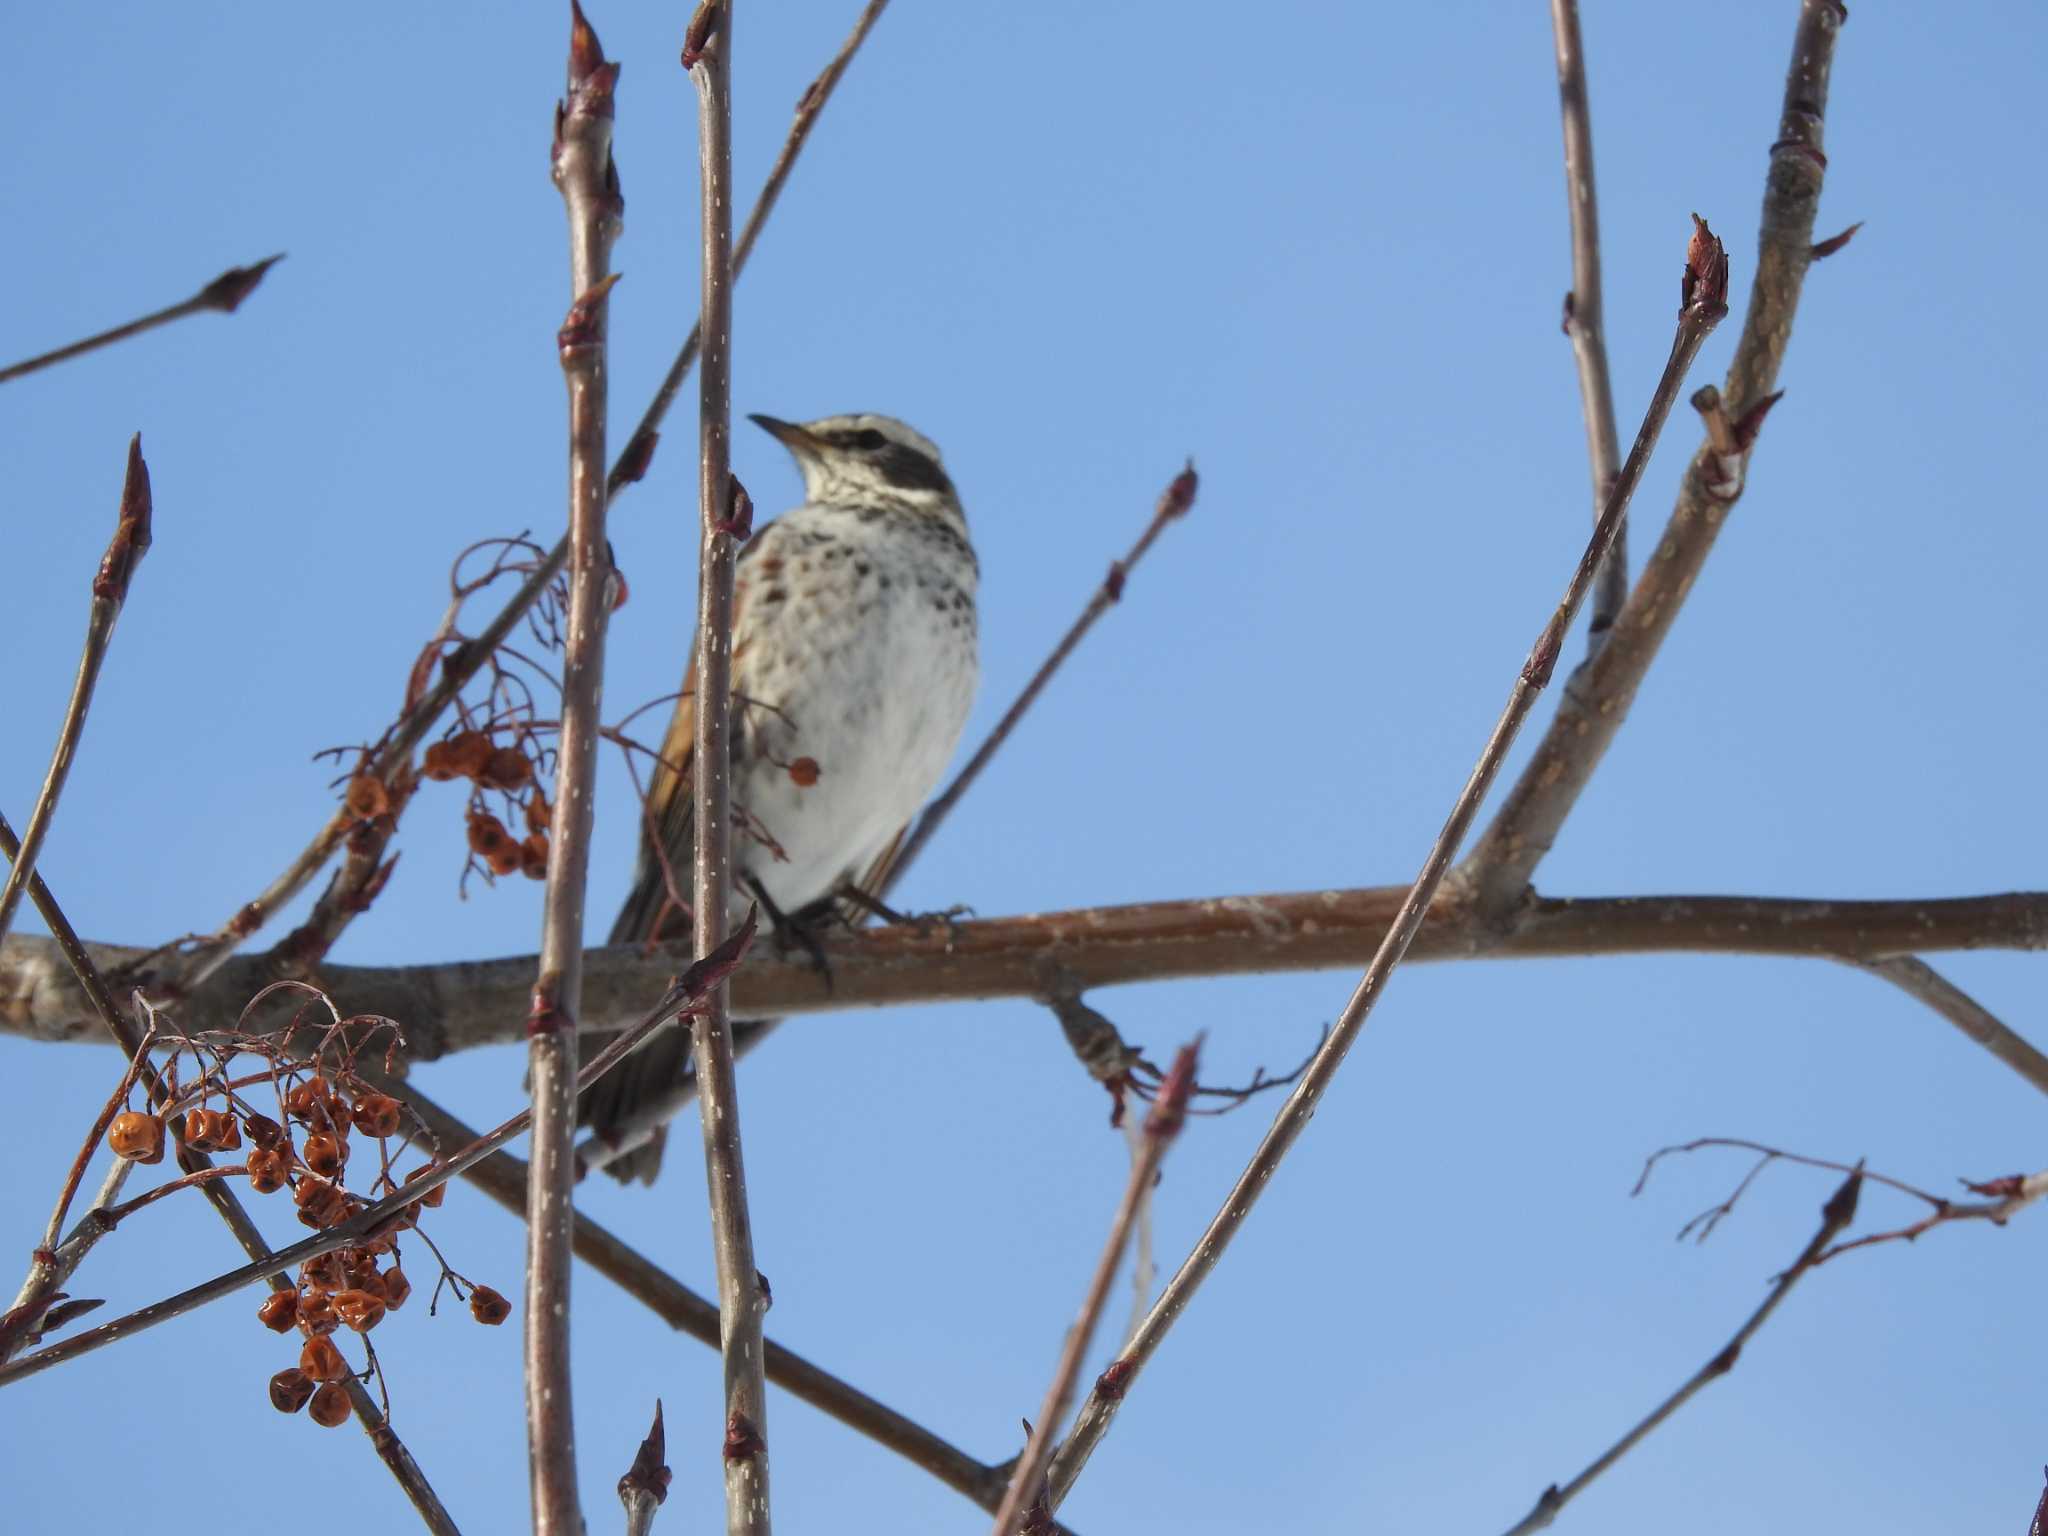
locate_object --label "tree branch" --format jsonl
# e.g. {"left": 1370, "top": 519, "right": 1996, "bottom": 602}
{"left": 1847, "top": 956, "right": 2047, "bottom": 1098}
{"left": 1463, "top": 0, "right": 1848, "bottom": 912}
{"left": 682, "top": 10, "right": 772, "bottom": 1530}
{"left": 524, "top": 9, "right": 625, "bottom": 1529}
{"left": 0, "top": 255, "right": 282, "bottom": 385}
{"left": 1496, "top": 1166, "right": 1863, "bottom": 1535}
{"left": 0, "top": 435, "right": 152, "bottom": 946}
{"left": 1547, "top": 0, "right": 1626, "bottom": 651}
{"left": 7, "top": 887, "right": 2044, "bottom": 1052}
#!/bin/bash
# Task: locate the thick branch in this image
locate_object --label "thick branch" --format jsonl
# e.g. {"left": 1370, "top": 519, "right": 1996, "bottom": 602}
{"left": 7, "top": 888, "right": 2044, "bottom": 1051}
{"left": 1465, "top": 0, "right": 1847, "bottom": 910}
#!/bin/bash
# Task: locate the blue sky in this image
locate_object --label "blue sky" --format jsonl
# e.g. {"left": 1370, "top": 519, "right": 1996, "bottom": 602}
{"left": 3, "top": 2, "right": 2045, "bottom": 1531}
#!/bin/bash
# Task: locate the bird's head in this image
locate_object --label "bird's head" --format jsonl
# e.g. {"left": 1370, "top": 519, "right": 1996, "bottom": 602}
{"left": 748, "top": 412, "right": 961, "bottom": 519}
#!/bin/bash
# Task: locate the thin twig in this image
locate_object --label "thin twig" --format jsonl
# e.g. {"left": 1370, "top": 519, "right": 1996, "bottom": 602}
{"left": 11, "top": 888, "right": 2045, "bottom": 1052}
{"left": 160, "top": 0, "right": 896, "bottom": 995}
{"left": 0, "top": 918, "right": 752, "bottom": 1387}
{"left": 1848, "top": 956, "right": 2048, "bottom": 1098}
{"left": 684, "top": 10, "right": 773, "bottom": 1531}
{"left": 1463, "top": 0, "right": 1848, "bottom": 913}
{"left": 1547, "top": 0, "right": 1626, "bottom": 651}
{"left": 0, "top": 255, "right": 282, "bottom": 385}
{"left": 990, "top": 1042, "right": 1198, "bottom": 1536}
{"left": 887, "top": 464, "right": 1196, "bottom": 894}
{"left": 524, "top": 10, "right": 624, "bottom": 1530}
{"left": 0, "top": 822, "right": 462, "bottom": 1534}
{"left": 1495, "top": 1167, "right": 1863, "bottom": 1535}
{"left": 1047, "top": 220, "right": 1732, "bottom": 1512}
{"left": 365, "top": 1073, "right": 1070, "bottom": 1530}
{"left": 0, "top": 436, "right": 152, "bottom": 946}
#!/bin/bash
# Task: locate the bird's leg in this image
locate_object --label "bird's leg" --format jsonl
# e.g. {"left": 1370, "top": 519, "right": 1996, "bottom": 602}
{"left": 743, "top": 873, "right": 836, "bottom": 989}
{"left": 834, "top": 883, "right": 975, "bottom": 939}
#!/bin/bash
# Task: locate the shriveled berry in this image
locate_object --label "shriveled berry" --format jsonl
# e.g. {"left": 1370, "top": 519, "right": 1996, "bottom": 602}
{"left": 285, "top": 1077, "right": 330, "bottom": 1123}
{"left": 333, "top": 1289, "right": 386, "bottom": 1333}
{"left": 108, "top": 1110, "right": 165, "bottom": 1164}
{"left": 350, "top": 1093, "right": 402, "bottom": 1139}
{"left": 525, "top": 791, "right": 552, "bottom": 836}
{"left": 211, "top": 1111, "right": 243, "bottom": 1151}
{"left": 300, "top": 1335, "right": 347, "bottom": 1382}
{"left": 520, "top": 832, "right": 550, "bottom": 879}
{"left": 246, "top": 1147, "right": 289, "bottom": 1195}
{"left": 268, "top": 1367, "right": 315, "bottom": 1414}
{"left": 468, "top": 1285, "right": 511, "bottom": 1326}
{"left": 300, "top": 1253, "right": 347, "bottom": 1293}
{"left": 296, "top": 1291, "right": 339, "bottom": 1338}
{"left": 241, "top": 1111, "right": 285, "bottom": 1149}
{"left": 179, "top": 1108, "right": 219, "bottom": 1152}
{"left": 308, "top": 1381, "right": 352, "bottom": 1428}
{"left": 442, "top": 730, "right": 493, "bottom": 779}
{"left": 302, "top": 1133, "right": 346, "bottom": 1179}
{"left": 380, "top": 1266, "right": 412, "bottom": 1312}
{"left": 256, "top": 1289, "right": 300, "bottom": 1333}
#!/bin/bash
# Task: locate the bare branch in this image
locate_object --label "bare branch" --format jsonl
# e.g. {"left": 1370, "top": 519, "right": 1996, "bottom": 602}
{"left": 0, "top": 255, "right": 282, "bottom": 385}
{"left": 524, "top": 8, "right": 624, "bottom": 1529}
{"left": 1850, "top": 956, "right": 2048, "bottom": 1099}
{"left": 1496, "top": 1167, "right": 1863, "bottom": 1535}
{"left": 683, "top": 11, "right": 773, "bottom": 1530}
{"left": 1046, "top": 219, "right": 1732, "bottom": 1511}
{"left": 0, "top": 436, "right": 153, "bottom": 946}
{"left": 7, "top": 887, "right": 2044, "bottom": 1053}
{"left": 990, "top": 1041, "right": 1197, "bottom": 1535}
{"left": 1547, "top": 0, "right": 1626, "bottom": 651}
{"left": 1464, "top": 0, "right": 1848, "bottom": 911}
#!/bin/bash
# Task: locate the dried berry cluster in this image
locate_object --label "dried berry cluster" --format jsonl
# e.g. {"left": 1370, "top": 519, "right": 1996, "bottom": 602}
{"left": 101, "top": 1022, "right": 509, "bottom": 1433}
{"left": 422, "top": 729, "right": 553, "bottom": 883}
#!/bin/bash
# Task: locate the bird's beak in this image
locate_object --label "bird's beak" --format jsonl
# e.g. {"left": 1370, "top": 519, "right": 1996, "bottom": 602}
{"left": 748, "top": 414, "right": 821, "bottom": 455}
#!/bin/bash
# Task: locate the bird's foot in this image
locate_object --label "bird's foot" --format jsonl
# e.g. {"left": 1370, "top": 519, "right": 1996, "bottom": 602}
{"left": 745, "top": 876, "right": 837, "bottom": 990}
{"left": 835, "top": 884, "right": 975, "bottom": 941}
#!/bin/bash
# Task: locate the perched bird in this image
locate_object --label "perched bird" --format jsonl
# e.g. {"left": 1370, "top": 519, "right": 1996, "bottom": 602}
{"left": 579, "top": 412, "right": 979, "bottom": 1181}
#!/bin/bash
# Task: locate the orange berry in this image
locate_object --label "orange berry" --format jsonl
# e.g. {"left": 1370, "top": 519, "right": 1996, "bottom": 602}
{"left": 178, "top": 1108, "right": 218, "bottom": 1152}
{"left": 421, "top": 741, "right": 461, "bottom": 781}
{"left": 380, "top": 1266, "right": 412, "bottom": 1312}
{"left": 212, "top": 1111, "right": 243, "bottom": 1151}
{"left": 443, "top": 730, "right": 493, "bottom": 779}
{"left": 296, "top": 1291, "right": 339, "bottom": 1338}
{"left": 351, "top": 1093, "right": 402, "bottom": 1139}
{"left": 343, "top": 774, "right": 389, "bottom": 822}
{"left": 788, "top": 756, "right": 820, "bottom": 788}
{"left": 520, "top": 832, "right": 550, "bottom": 879}
{"left": 308, "top": 1381, "right": 352, "bottom": 1428}
{"left": 241, "top": 1111, "right": 285, "bottom": 1149}
{"left": 300, "top": 1335, "right": 347, "bottom": 1382}
{"left": 256, "top": 1290, "right": 299, "bottom": 1333}
{"left": 468, "top": 1285, "right": 511, "bottom": 1326}
{"left": 268, "top": 1367, "right": 315, "bottom": 1414}
{"left": 284, "top": 1077, "right": 329, "bottom": 1123}
{"left": 107, "top": 1110, "right": 165, "bottom": 1164}
{"left": 333, "top": 1289, "right": 386, "bottom": 1333}
{"left": 246, "top": 1147, "right": 288, "bottom": 1195}
{"left": 302, "top": 1133, "right": 346, "bottom": 1179}
{"left": 524, "top": 791, "right": 552, "bottom": 836}
{"left": 300, "top": 1253, "right": 347, "bottom": 1293}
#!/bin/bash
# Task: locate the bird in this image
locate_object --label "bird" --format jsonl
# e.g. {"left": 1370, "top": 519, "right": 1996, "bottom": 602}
{"left": 578, "top": 411, "right": 979, "bottom": 1182}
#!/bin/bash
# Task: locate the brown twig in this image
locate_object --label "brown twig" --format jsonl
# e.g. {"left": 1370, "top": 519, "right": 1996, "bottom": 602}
{"left": 990, "top": 1041, "right": 1198, "bottom": 1536}
{"left": 524, "top": 10, "right": 624, "bottom": 1530}
{"left": 1496, "top": 1167, "right": 1863, "bottom": 1534}
{"left": 11, "top": 888, "right": 2046, "bottom": 1055}
{"left": 1462, "top": 0, "right": 1847, "bottom": 914}
{"left": 0, "top": 917, "right": 752, "bottom": 1388}
{"left": 1847, "top": 956, "right": 2048, "bottom": 1098}
{"left": 367, "top": 1073, "right": 1070, "bottom": 1530}
{"left": 1046, "top": 220, "right": 1731, "bottom": 1512}
{"left": 887, "top": 463, "right": 1197, "bottom": 894}
{"left": 0, "top": 255, "right": 282, "bottom": 385}
{"left": 159, "top": 0, "right": 895, "bottom": 995}
{"left": 684, "top": 12, "right": 773, "bottom": 1531}
{"left": 0, "top": 437, "right": 153, "bottom": 947}
{"left": 620, "top": 1401, "right": 672, "bottom": 1536}
{"left": 1547, "top": 0, "right": 1626, "bottom": 651}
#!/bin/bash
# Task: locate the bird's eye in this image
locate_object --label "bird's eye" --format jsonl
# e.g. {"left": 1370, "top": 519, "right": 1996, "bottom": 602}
{"left": 850, "top": 429, "right": 888, "bottom": 451}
